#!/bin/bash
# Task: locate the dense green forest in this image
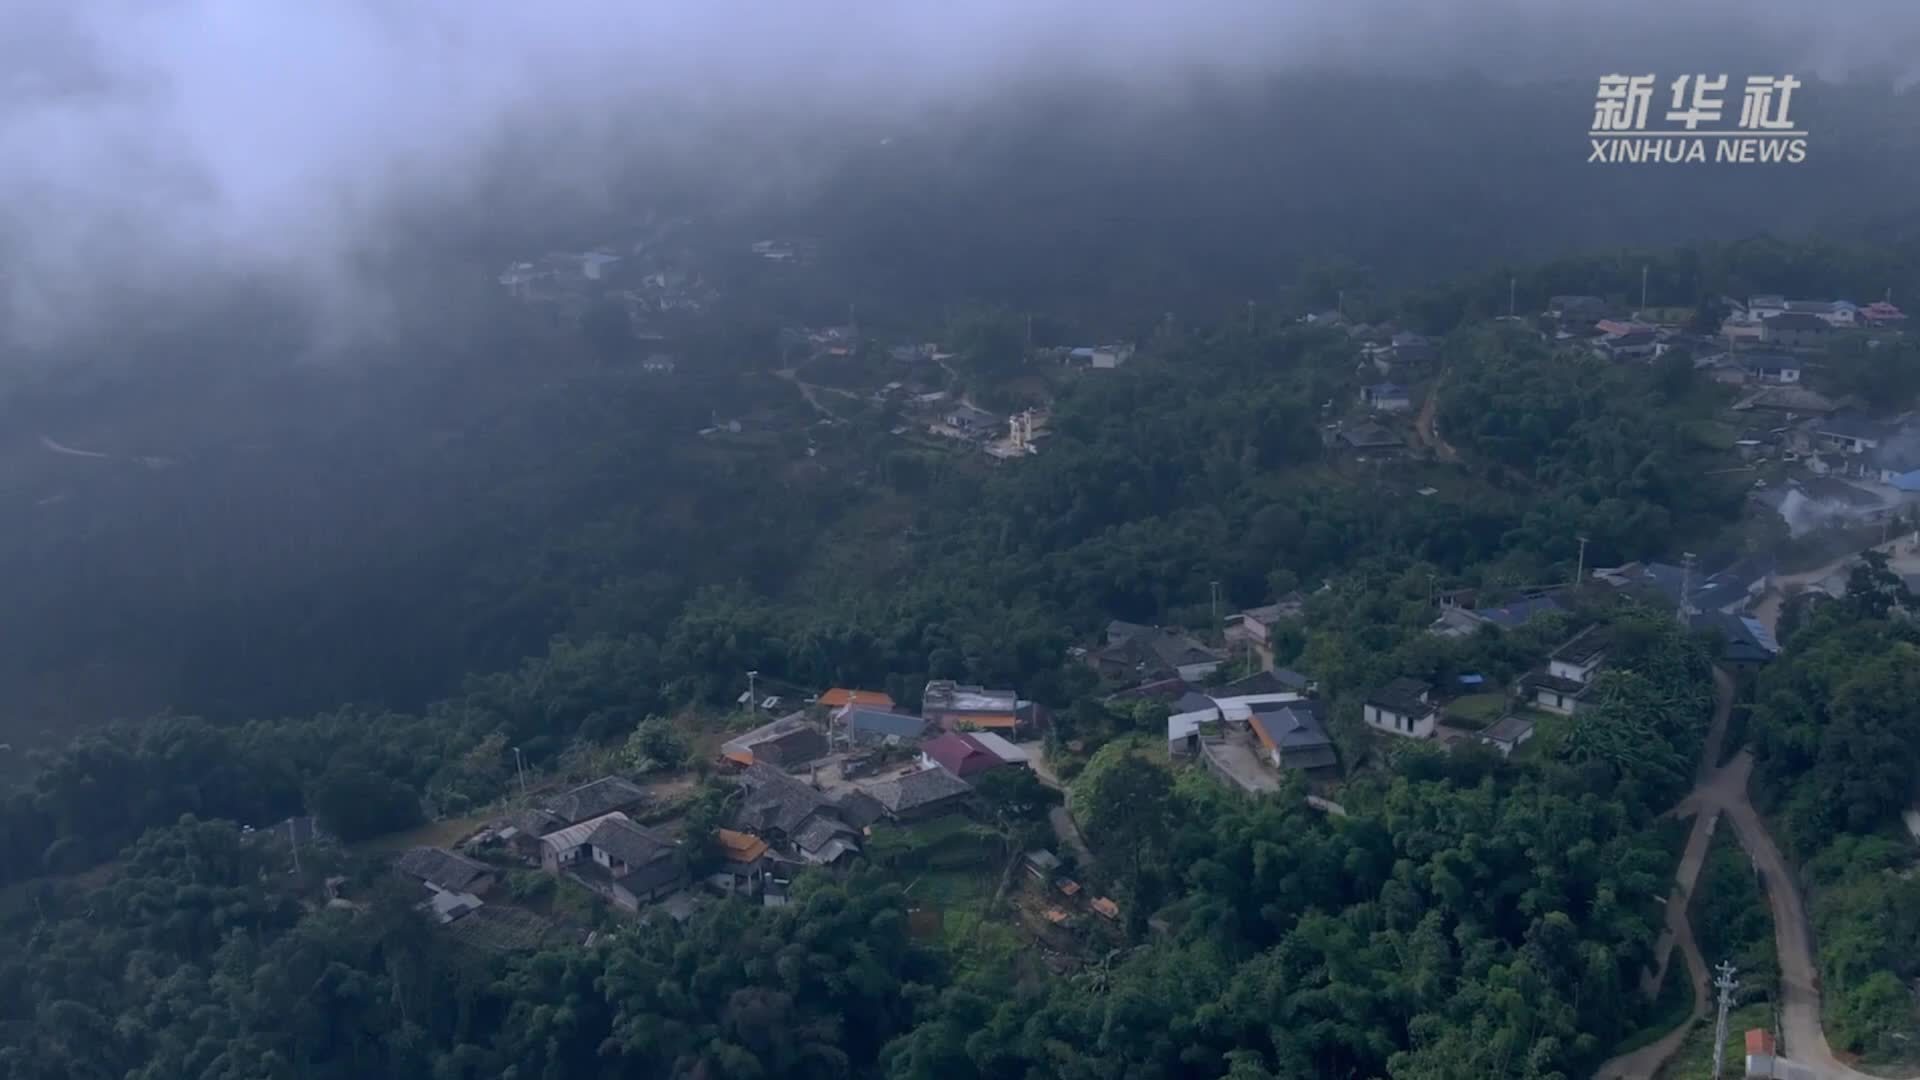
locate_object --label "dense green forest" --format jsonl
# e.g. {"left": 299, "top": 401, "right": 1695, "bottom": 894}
{"left": 6, "top": 230, "right": 1920, "bottom": 1076}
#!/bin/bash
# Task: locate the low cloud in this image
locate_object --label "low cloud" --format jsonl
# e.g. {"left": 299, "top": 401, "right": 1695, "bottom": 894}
{"left": 1, "top": 0, "right": 1917, "bottom": 353}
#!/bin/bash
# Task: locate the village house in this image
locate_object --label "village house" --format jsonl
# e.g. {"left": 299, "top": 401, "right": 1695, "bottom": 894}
{"left": 1363, "top": 678, "right": 1439, "bottom": 739}
{"left": 817, "top": 687, "right": 895, "bottom": 711}
{"left": 841, "top": 706, "right": 928, "bottom": 746}
{"left": 861, "top": 762, "right": 974, "bottom": 822}
{"left": 720, "top": 712, "right": 830, "bottom": 769}
{"left": 1246, "top": 699, "right": 1337, "bottom": 771}
{"left": 919, "top": 731, "right": 1023, "bottom": 781}
{"left": 732, "top": 764, "right": 864, "bottom": 865}
{"left": 1861, "top": 300, "right": 1907, "bottom": 326}
{"left": 1064, "top": 343, "right": 1136, "bottom": 369}
{"left": 538, "top": 810, "right": 686, "bottom": 910}
{"left": 1731, "top": 384, "right": 1840, "bottom": 417}
{"left": 921, "top": 679, "right": 1044, "bottom": 738}
{"left": 1093, "top": 621, "right": 1226, "bottom": 683}
{"left": 1760, "top": 311, "right": 1835, "bottom": 349}
{"left": 939, "top": 404, "right": 1001, "bottom": 440}
{"left": 1739, "top": 353, "right": 1802, "bottom": 384}
{"left": 1688, "top": 611, "right": 1780, "bottom": 669}
{"left": 1595, "top": 328, "right": 1661, "bottom": 361}
{"left": 1360, "top": 383, "right": 1413, "bottom": 412}
{"left": 395, "top": 846, "right": 496, "bottom": 898}
{"left": 584, "top": 817, "right": 686, "bottom": 910}
{"left": 1429, "top": 594, "right": 1566, "bottom": 638}
{"left": 547, "top": 776, "right": 650, "bottom": 829}
{"left": 1477, "top": 715, "right": 1537, "bottom": 758}
{"left": 1326, "top": 421, "right": 1406, "bottom": 456}
{"left": 708, "top": 829, "right": 774, "bottom": 898}
{"left": 1523, "top": 625, "right": 1610, "bottom": 715}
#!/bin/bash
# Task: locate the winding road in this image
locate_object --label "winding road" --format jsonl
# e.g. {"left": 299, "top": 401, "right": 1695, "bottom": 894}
{"left": 1595, "top": 668, "right": 1919, "bottom": 1080}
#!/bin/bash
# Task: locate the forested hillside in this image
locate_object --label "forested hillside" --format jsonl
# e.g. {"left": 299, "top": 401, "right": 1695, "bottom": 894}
{"left": 5, "top": 228, "right": 1920, "bottom": 1076}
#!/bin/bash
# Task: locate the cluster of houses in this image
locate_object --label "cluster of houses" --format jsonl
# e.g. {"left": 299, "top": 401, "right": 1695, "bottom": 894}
{"left": 1732, "top": 410, "right": 1920, "bottom": 536}
{"left": 1721, "top": 294, "right": 1907, "bottom": 344}
{"left": 391, "top": 677, "right": 1051, "bottom": 927}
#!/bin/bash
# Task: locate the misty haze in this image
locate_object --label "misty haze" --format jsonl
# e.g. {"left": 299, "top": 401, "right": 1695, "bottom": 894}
{"left": 4, "top": 3, "right": 1920, "bottom": 1078}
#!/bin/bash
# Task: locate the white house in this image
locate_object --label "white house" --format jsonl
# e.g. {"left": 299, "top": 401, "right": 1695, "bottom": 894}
{"left": 1525, "top": 625, "right": 1610, "bottom": 715}
{"left": 1362, "top": 679, "right": 1437, "bottom": 739}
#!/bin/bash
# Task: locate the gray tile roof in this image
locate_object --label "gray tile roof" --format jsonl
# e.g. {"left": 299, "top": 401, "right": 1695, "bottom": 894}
{"left": 585, "top": 816, "right": 675, "bottom": 869}
{"left": 395, "top": 847, "right": 493, "bottom": 893}
{"left": 832, "top": 790, "right": 886, "bottom": 830}
{"left": 547, "top": 776, "right": 648, "bottom": 826}
{"left": 866, "top": 765, "right": 972, "bottom": 814}
{"left": 792, "top": 814, "right": 858, "bottom": 855}
{"left": 736, "top": 763, "right": 836, "bottom": 835}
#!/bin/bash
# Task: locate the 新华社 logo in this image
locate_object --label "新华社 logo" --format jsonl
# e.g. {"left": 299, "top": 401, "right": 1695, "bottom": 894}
{"left": 1589, "top": 74, "right": 1806, "bottom": 164}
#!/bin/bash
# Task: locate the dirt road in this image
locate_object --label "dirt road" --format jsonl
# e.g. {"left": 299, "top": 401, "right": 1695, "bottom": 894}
{"left": 1018, "top": 741, "right": 1097, "bottom": 868}
{"left": 1753, "top": 533, "right": 1920, "bottom": 636}
{"left": 1597, "top": 666, "right": 1918, "bottom": 1080}
{"left": 1413, "top": 375, "right": 1461, "bottom": 464}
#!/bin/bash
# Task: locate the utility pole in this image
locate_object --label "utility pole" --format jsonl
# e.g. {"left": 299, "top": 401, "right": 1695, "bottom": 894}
{"left": 1641, "top": 264, "right": 1650, "bottom": 315}
{"left": 513, "top": 746, "right": 529, "bottom": 799}
{"left": 289, "top": 820, "right": 301, "bottom": 876}
{"left": 747, "top": 670, "right": 758, "bottom": 713}
{"left": 1508, "top": 276, "right": 1517, "bottom": 319}
{"left": 1711, "top": 962, "right": 1740, "bottom": 1080}
{"left": 1210, "top": 581, "right": 1222, "bottom": 629}
{"left": 1576, "top": 535, "right": 1589, "bottom": 587}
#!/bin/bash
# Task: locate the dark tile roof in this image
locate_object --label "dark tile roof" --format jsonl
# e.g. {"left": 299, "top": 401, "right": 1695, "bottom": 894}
{"left": 1172, "top": 690, "right": 1220, "bottom": 714}
{"left": 1688, "top": 612, "right": 1779, "bottom": 664}
{"left": 586, "top": 816, "right": 676, "bottom": 869}
{"left": 547, "top": 777, "right": 648, "bottom": 826}
{"left": 1365, "top": 679, "right": 1434, "bottom": 716}
{"left": 395, "top": 847, "right": 493, "bottom": 893}
{"left": 867, "top": 765, "right": 972, "bottom": 814}
{"left": 615, "top": 854, "right": 686, "bottom": 899}
{"left": 1474, "top": 595, "right": 1566, "bottom": 628}
{"left": 1765, "top": 312, "right": 1832, "bottom": 332}
{"left": 1336, "top": 422, "right": 1403, "bottom": 449}
{"left": 504, "top": 807, "right": 567, "bottom": 838}
{"left": 1815, "top": 411, "right": 1889, "bottom": 442}
{"left": 832, "top": 789, "right": 887, "bottom": 830}
{"left": 735, "top": 764, "right": 835, "bottom": 835}
{"left": 1481, "top": 715, "right": 1536, "bottom": 744}
{"left": 792, "top": 813, "right": 858, "bottom": 855}
{"left": 1549, "top": 625, "right": 1611, "bottom": 666}
{"left": 1523, "top": 669, "right": 1592, "bottom": 696}
{"left": 1249, "top": 703, "right": 1332, "bottom": 751}
{"left": 753, "top": 726, "right": 830, "bottom": 767}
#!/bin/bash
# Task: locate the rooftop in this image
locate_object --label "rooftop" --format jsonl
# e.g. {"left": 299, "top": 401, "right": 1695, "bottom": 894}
{"left": 844, "top": 707, "right": 927, "bottom": 741}
{"left": 547, "top": 776, "right": 648, "bottom": 827}
{"left": 923, "top": 680, "right": 1018, "bottom": 713}
{"left": 395, "top": 847, "right": 493, "bottom": 894}
{"left": 818, "top": 688, "right": 895, "bottom": 709}
{"left": 1365, "top": 678, "right": 1434, "bottom": 716}
{"left": 865, "top": 763, "right": 973, "bottom": 813}
{"left": 585, "top": 816, "right": 676, "bottom": 869}
{"left": 1549, "top": 625, "right": 1612, "bottom": 667}
{"left": 1480, "top": 714, "right": 1537, "bottom": 744}
{"left": 920, "top": 732, "right": 1002, "bottom": 778}
{"left": 1248, "top": 702, "right": 1332, "bottom": 753}
{"left": 715, "top": 828, "right": 771, "bottom": 864}
{"left": 735, "top": 764, "right": 835, "bottom": 836}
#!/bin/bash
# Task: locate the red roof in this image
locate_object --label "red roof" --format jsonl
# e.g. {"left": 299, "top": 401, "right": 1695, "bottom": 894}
{"left": 1745, "top": 1029, "right": 1775, "bottom": 1056}
{"left": 920, "top": 732, "right": 1001, "bottom": 778}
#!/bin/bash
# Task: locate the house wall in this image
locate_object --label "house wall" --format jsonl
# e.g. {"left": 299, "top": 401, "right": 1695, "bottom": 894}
{"left": 541, "top": 842, "right": 584, "bottom": 874}
{"left": 1363, "top": 705, "right": 1434, "bottom": 739}
{"left": 1533, "top": 688, "right": 1577, "bottom": 716}
{"left": 1177, "top": 660, "right": 1223, "bottom": 682}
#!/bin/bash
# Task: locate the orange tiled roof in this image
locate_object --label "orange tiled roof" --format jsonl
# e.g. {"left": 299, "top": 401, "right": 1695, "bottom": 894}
{"left": 1091, "top": 897, "right": 1120, "bottom": 919}
{"left": 962, "top": 713, "right": 1018, "bottom": 729}
{"left": 818, "top": 688, "right": 894, "bottom": 709}
{"left": 715, "top": 828, "right": 770, "bottom": 864}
